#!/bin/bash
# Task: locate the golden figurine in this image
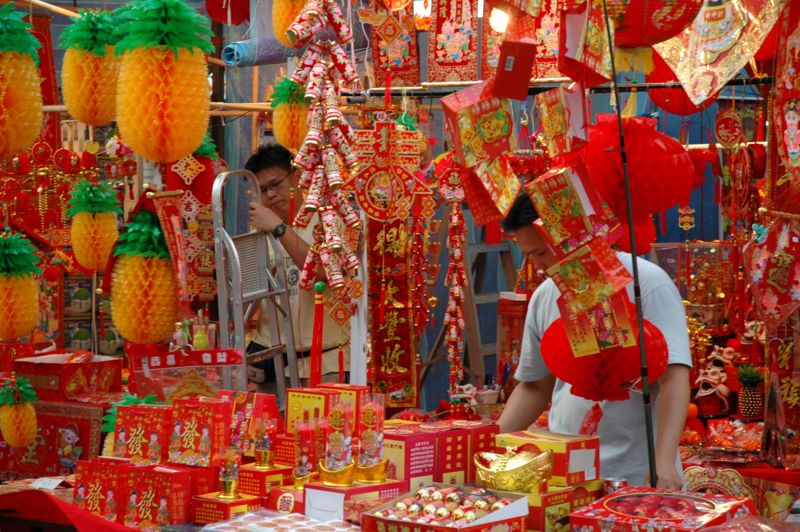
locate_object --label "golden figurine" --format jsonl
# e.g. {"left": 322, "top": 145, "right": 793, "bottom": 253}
{"left": 474, "top": 446, "right": 553, "bottom": 493}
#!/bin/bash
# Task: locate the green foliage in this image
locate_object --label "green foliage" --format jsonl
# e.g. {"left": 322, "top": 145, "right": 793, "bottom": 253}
{"left": 194, "top": 132, "right": 218, "bottom": 159}
{"left": 59, "top": 10, "right": 117, "bottom": 56}
{"left": 0, "top": 375, "right": 38, "bottom": 406}
{"left": 114, "top": 0, "right": 213, "bottom": 56}
{"left": 0, "top": 232, "right": 41, "bottom": 277}
{"left": 0, "top": 3, "right": 41, "bottom": 65}
{"left": 101, "top": 393, "right": 162, "bottom": 432}
{"left": 66, "top": 179, "right": 122, "bottom": 216}
{"left": 113, "top": 210, "right": 171, "bottom": 259}
{"left": 270, "top": 78, "right": 308, "bottom": 108}
{"left": 738, "top": 365, "right": 764, "bottom": 387}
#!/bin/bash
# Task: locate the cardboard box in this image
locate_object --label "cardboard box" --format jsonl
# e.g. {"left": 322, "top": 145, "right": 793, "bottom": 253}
{"left": 238, "top": 462, "right": 293, "bottom": 497}
{"left": 164, "top": 463, "right": 220, "bottom": 496}
{"left": 569, "top": 487, "right": 758, "bottom": 531}
{"left": 419, "top": 423, "right": 469, "bottom": 485}
{"left": 73, "top": 457, "right": 131, "bottom": 523}
{"left": 0, "top": 400, "right": 103, "bottom": 478}
{"left": 168, "top": 397, "right": 231, "bottom": 467}
{"left": 318, "top": 383, "right": 371, "bottom": 438}
{"left": 496, "top": 430, "right": 599, "bottom": 486}
{"left": 114, "top": 404, "right": 173, "bottom": 465}
{"left": 569, "top": 478, "right": 603, "bottom": 509}
{"left": 305, "top": 479, "right": 409, "bottom": 522}
{"left": 272, "top": 433, "right": 296, "bottom": 467}
{"left": 285, "top": 388, "right": 339, "bottom": 434}
{"left": 119, "top": 465, "right": 192, "bottom": 528}
{"left": 15, "top": 352, "right": 122, "bottom": 401}
{"left": 190, "top": 492, "right": 261, "bottom": 525}
{"left": 263, "top": 485, "right": 305, "bottom": 515}
{"left": 384, "top": 427, "right": 437, "bottom": 490}
{"left": 441, "top": 420, "right": 499, "bottom": 483}
{"left": 361, "top": 484, "right": 530, "bottom": 532}
{"left": 527, "top": 486, "right": 572, "bottom": 532}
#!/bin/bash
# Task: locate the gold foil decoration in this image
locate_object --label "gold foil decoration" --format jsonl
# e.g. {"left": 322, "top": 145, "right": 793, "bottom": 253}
{"left": 653, "top": 0, "right": 783, "bottom": 106}
{"left": 474, "top": 447, "right": 553, "bottom": 493}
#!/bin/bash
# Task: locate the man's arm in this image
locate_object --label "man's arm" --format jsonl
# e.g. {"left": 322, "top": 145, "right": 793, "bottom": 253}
{"left": 648, "top": 363, "right": 690, "bottom": 489}
{"left": 249, "top": 202, "right": 313, "bottom": 274}
{"left": 498, "top": 376, "right": 555, "bottom": 433}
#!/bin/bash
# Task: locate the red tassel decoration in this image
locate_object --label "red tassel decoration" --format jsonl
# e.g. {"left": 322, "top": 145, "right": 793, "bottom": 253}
{"left": 484, "top": 221, "right": 502, "bottom": 245}
{"left": 310, "top": 281, "right": 326, "bottom": 387}
{"left": 338, "top": 343, "right": 345, "bottom": 383}
{"left": 288, "top": 186, "right": 295, "bottom": 226}
{"left": 579, "top": 403, "right": 604, "bottom": 436}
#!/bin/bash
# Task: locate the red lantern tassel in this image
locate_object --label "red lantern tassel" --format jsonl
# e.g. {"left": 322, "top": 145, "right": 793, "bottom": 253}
{"left": 338, "top": 344, "right": 345, "bottom": 383}
{"left": 288, "top": 187, "right": 295, "bottom": 227}
{"left": 310, "top": 283, "right": 326, "bottom": 387}
{"left": 379, "top": 278, "right": 387, "bottom": 323}
{"left": 579, "top": 402, "right": 603, "bottom": 436}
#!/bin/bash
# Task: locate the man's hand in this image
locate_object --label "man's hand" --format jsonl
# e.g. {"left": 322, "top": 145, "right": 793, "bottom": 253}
{"left": 249, "top": 202, "right": 283, "bottom": 234}
{"left": 645, "top": 459, "right": 684, "bottom": 490}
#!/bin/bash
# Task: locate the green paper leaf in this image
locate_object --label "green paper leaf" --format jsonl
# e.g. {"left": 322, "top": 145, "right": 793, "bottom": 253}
{"left": 271, "top": 78, "right": 308, "bottom": 108}
{"left": 113, "top": 210, "right": 171, "bottom": 259}
{"left": 194, "top": 132, "right": 219, "bottom": 159}
{"left": 0, "top": 3, "right": 41, "bottom": 65}
{"left": 102, "top": 393, "right": 162, "bottom": 432}
{"left": 66, "top": 179, "right": 122, "bottom": 216}
{"left": 114, "top": 0, "right": 213, "bottom": 56}
{"left": 0, "top": 232, "right": 41, "bottom": 277}
{"left": 0, "top": 375, "right": 39, "bottom": 406}
{"left": 59, "top": 10, "right": 118, "bottom": 56}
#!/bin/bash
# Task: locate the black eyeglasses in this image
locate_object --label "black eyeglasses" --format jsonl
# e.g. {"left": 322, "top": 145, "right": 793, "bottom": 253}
{"left": 260, "top": 173, "right": 290, "bottom": 195}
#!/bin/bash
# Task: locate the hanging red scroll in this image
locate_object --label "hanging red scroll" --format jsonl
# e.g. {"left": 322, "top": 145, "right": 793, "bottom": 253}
{"left": 358, "top": 0, "right": 420, "bottom": 87}
{"left": 427, "top": 0, "right": 479, "bottom": 82}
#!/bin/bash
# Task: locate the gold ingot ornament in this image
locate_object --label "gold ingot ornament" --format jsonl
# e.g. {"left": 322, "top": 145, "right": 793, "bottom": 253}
{"left": 474, "top": 446, "right": 553, "bottom": 493}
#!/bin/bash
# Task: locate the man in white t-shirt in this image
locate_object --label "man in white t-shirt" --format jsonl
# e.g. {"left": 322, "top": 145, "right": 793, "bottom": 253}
{"left": 497, "top": 192, "right": 691, "bottom": 489}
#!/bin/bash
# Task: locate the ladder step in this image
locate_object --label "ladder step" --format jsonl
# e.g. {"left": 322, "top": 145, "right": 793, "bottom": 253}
{"left": 474, "top": 293, "right": 500, "bottom": 305}
{"left": 480, "top": 344, "right": 496, "bottom": 357}
{"left": 246, "top": 344, "right": 286, "bottom": 364}
{"left": 466, "top": 242, "right": 513, "bottom": 254}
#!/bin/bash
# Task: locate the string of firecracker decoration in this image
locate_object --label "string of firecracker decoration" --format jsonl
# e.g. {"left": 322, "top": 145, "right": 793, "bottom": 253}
{"left": 444, "top": 203, "right": 466, "bottom": 396}
{"left": 287, "top": 0, "right": 362, "bottom": 292}
{"left": 408, "top": 216, "right": 439, "bottom": 336}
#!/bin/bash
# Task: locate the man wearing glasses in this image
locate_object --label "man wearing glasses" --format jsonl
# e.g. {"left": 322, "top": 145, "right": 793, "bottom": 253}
{"left": 244, "top": 144, "right": 350, "bottom": 390}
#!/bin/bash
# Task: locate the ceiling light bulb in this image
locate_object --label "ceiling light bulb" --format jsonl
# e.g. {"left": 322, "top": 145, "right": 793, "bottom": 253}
{"left": 489, "top": 6, "right": 509, "bottom": 33}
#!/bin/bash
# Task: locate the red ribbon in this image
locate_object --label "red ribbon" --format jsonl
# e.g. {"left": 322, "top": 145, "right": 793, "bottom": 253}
{"left": 310, "top": 292, "right": 324, "bottom": 387}
{"left": 338, "top": 344, "right": 345, "bottom": 383}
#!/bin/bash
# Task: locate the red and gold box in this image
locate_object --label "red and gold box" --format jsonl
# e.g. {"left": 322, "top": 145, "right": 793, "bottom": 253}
{"left": 190, "top": 492, "right": 261, "bottom": 525}
{"left": 569, "top": 478, "right": 603, "bottom": 509}
{"left": 168, "top": 397, "right": 231, "bottom": 467}
{"left": 272, "top": 433, "right": 296, "bottom": 466}
{"left": 496, "top": 429, "right": 600, "bottom": 486}
{"left": 527, "top": 486, "right": 573, "bottom": 532}
{"left": 263, "top": 485, "right": 305, "bottom": 514}
{"left": 383, "top": 427, "right": 437, "bottom": 490}
{"left": 164, "top": 463, "right": 220, "bottom": 496}
{"left": 440, "top": 420, "right": 499, "bottom": 483}
{"left": 114, "top": 404, "right": 173, "bottom": 465}
{"left": 238, "top": 463, "right": 293, "bottom": 497}
{"left": 318, "top": 383, "right": 370, "bottom": 438}
{"left": 0, "top": 400, "right": 103, "bottom": 478}
{"left": 73, "top": 457, "right": 131, "bottom": 523}
{"left": 305, "top": 479, "right": 409, "bottom": 522}
{"left": 418, "top": 423, "right": 469, "bottom": 485}
{"left": 570, "top": 487, "right": 757, "bottom": 530}
{"left": 218, "top": 390, "right": 283, "bottom": 456}
{"left": 119, "top": 465, "right": 192, "bottom": 529}
{"left": 285, "top": 388, "right": 338, "bottom": 434}
{"left": 15, "top": 352, "right": 122, "bottom": 401}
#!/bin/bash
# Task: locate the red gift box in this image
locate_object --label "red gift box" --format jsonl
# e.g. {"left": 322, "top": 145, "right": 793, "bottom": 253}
{"left": 285, "top": 388, "right": 339, "bottom": 434}
{"left": 163, "top": 463, "right": 220, "bottom": 496}
{"left": 271, "top": 433, "right": 296, "bottom": 466}
{"left": 238, "top": 462, "right": 293, "bottom": 497}
{"left": 0, "top": 400, "right": 103, "bottom": 478}
{"left": 418, "top": 423, "right": 470, "bottom": 485}
{"left": 190, "top": 492, "right": 261, "bottom": 525}
{"left": 493, "top": 40, "right": 537, "bottom": 101}
{"left": 73, "top": 457, "right": 131, "bottom": 523}
{"left": 569, "top": 486, "right": 757, "bottom": 531}
{"left": 119, "top": 464, "right": 192, "bottom": 528}
{"left": 384, "top": 426, "right": 437, "bottom": 490}
{"left": 317, "top": 383, "right": 371, "bottom": 439}
{"left": 113, "top": 404, "right": 173, "bottom": 465}
{"left": 218, "top": 390, "right": 283, "bottom": 456}
{"left": 0, "top": 342, "right": 34, "bottom": 372}
{"left": 14, "top": 352, "right": 122, "bottom": 401}
{"left": 440, "top": 420, "right": 500, "bottom": 484}
{"left": 168, "top": 397, "right": 231, "bottom": 467}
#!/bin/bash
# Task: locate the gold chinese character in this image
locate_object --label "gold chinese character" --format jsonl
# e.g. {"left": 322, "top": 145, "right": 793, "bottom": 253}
{"left": 380, "top": 344, "right": 408, "bottom": 374}
{"left": 384, "top": 280, "right": 405, "bottom": 309}
{"left": 767, "top": 251, "right": 795, "bottom": 294}
{"left": 86, "top": 482, "right": 104, "bottom": 513}
{"left": 20, "top": 433, "right": 45, "bottom": 465}
{"left": 182, "top": 419, "right": 200, "bottom": 449}
{"left": 137, "top": 488, "right": 155, "bottom": 522}
{"left": 379, "top": 311, "right": 407, "bottom": 342}
{"left": 778, "top": 341, "right": 794, "bottom": 370}
{"left": 128, "top": 426, "right": 145, "bottom": 457}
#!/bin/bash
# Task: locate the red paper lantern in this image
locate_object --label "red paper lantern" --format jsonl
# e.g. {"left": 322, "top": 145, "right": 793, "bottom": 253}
{"left": 541, "top": 315, "right": 668, "bottom": 402}
{"left": 585, "top": 115, "right": 695, "bottom": 220}
{"left": 618, "top": 217, "right": 657, "bottom": 256}
{"left": 205, "top": 0, "right": 249, "bottom": 25}
{"left": 646, "top": 53, "right": 715, "bottom": 115}
{"left": 610, "top": 0, "right": 703, "bottom": 48}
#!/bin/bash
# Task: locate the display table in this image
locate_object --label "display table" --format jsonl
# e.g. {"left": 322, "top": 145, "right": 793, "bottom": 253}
{"left": 0, "top": 488, "right": 132, "bottom": 532}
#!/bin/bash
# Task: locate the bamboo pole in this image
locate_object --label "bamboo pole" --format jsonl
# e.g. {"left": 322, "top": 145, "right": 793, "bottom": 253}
{"left": 16, "top": 0, "right": 78, "bottom": 18}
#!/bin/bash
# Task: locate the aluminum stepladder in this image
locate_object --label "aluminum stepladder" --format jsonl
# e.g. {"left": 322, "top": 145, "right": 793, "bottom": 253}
{"left": 212, "top": 170, "right": 299, "bottom": 409}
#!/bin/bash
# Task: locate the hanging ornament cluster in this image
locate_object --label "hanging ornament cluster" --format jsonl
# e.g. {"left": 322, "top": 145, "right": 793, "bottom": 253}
{"left": 0, "top": 4, "right": 43, "bottom": 161}
{"left": 408, "top": 215, "right": 440, "bottom": 336}
{"left": 271, "top": 78, "right": 309, "bottom": 152}
{"left": 288, "top": 12, "right": 361, "bottom": 291}
{"left": 443, "top": 204, "right": 467, "bottom": 396}
{"left": 66, "top": 179, "right": 122, "bottom": 272}
{"left": 0, "top": 231, "right": 41, "bottom": 341}
{"left": 59, "top": 10, "right": 121, "bottom": 126}
{"left": 114, "top": 0, "right": 213, "bottom": 163}
{"left": 0, "top": 374, "right": 39, "bottom": 449}
{"left": 110, "top": 210, "right": 178, "bottom": 344}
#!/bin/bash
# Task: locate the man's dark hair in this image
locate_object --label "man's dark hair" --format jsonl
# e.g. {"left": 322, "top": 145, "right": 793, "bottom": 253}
{"left": 501, "top": 191, "right": 540, "bottom": 233}
{"left": 245, "top": 144, "right": 293, "bottom": 175}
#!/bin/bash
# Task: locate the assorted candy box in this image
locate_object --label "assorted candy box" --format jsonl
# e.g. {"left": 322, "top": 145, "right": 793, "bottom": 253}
{"left": 702, "top": 420, "right": 762, "bottom": 452}
{"left": 198, "top": 510, "right": 359, "bottom": 531}
{"left": 570, "top": 487, "right": 757, "bottom": 531}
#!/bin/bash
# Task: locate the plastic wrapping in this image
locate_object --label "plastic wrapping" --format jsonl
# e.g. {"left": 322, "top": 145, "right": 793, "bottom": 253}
{"left": 704, "top": 516, "right": 800, "bottom": 531}
{"left": 221, "top": 37, "right": 289, "bottom": 67}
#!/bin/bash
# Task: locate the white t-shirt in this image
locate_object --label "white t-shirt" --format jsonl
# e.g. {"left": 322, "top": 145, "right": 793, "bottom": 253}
{"left": 515, "top": 252, "right": 692, "bottom": 486}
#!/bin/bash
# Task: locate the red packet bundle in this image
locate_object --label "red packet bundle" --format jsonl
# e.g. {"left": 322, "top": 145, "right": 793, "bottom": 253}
{"left": 526, "top": 162, "right": 621, "bottom": 255}
{"left": 558, "top": 0, "right": 613, "bottom": 87}
{"left": 533, "top": 84, "right": 588, "bottom": 159}
{"left": 168, "top": 397, "right": 231, "bottom": 467}
{"left": 217, "top": 390, "right": 282, "bottom": 457}
{"left": 120, "top": 465, "right": 192, "bottom": 529}
{"left": 113, "top": 404, "right": 173, "bottom": 466}
{"left": 73, "top": 458, "right": 131, "bottom": 523}
{"left": 558, "top": 292, "right": 637, "bottom": 358}
{"left": 547, "top": 238, "right": 632, "bottom": 315}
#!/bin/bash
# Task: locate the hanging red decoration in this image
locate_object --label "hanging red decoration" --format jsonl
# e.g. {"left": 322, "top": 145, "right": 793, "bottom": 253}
{"left": 617, "top": 217, "right": 657, "bottom": 256}
{"left": 540, "top": 314, "right": 669, "bottom": 402}
{"left": 584, "top": 115, "right": 695, "bottom": 220}
{"left": 755, "top": 4, "right": 799, "bottom": 63}
{"left": 608, "top": 0, "right": 703, "bottom": 48}
{"left": 646, "top": 53, "right": 716, "bottom": 116}
{"left": 205, "top": 0, "right": 249, "bottom": 25}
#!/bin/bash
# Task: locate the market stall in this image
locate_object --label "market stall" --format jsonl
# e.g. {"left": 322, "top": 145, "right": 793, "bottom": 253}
{"left": 0, "top": 0, "right": 798, "bottom": 530}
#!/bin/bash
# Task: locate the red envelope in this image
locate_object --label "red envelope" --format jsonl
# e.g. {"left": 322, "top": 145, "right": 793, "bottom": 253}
{"left": 492, "top": 40, "right": 537, "bottom": 101}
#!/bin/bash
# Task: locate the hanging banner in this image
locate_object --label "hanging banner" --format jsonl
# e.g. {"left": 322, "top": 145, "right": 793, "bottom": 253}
{"left": 151, "top": 193, "right": 192, "bottom": 320}
{"left": 427, "top": 0, "right": 479, "bottom": 82}
{"left": 654, "top": 0, "right": 783, "bottom": 106}
{"left": 358, "top": 0, "right": 420, "bottom": 87}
